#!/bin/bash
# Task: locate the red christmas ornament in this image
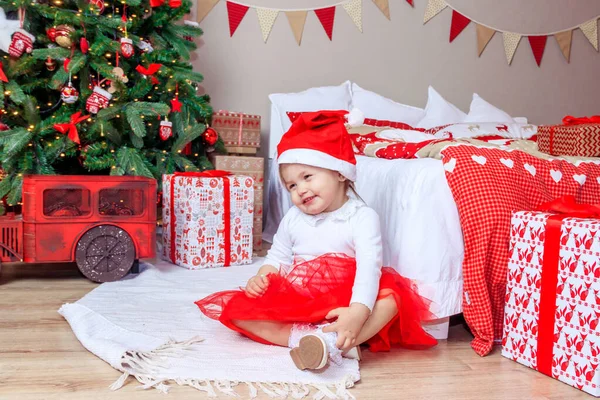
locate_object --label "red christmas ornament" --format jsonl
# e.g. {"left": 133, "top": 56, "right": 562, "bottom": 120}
{"left": 86, "top": 86, "right": 112, "bottom": 114}
{"left": 46, "top": 27, "right": 58, "bottom": 41}
{"left": 60, "top": 81, "right": 79, "bottom": 104}
{"left": 54, "top": 25, "right": 76, "bottom": 48}
{"left": 0, "top": 122, "right": 9, "bottom": 131}
{"left": 159, "top": 119, "right": 172, "bottom": 141}
{"left": 169, "top": 0, "right": 181, "bottom": 7}
{"left": 80, "top": 37, "right": 89, "bottom": 54}
{"left": 170, "top": 97, "right": 182, "bottom": 113}
{"left": 45, "top": 56, "right": 57, "bottom": 71}
{"left": 120, "top": 38, "right": 134, "bottom": 58}
{"left": 88, "top": 0, "right": 105, "bottom": 13}
{"left": 202, "top": 127, "right": 218, "bottom": 146}
{"left": 9, "top": 29, "right": 35, "bottom": 58}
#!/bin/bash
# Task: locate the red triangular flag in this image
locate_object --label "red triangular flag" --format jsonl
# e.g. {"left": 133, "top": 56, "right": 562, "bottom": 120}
{"left": 528, "top": 35, "right": 547, "bottom": 67}
{"left": 315, "top": 6, "right": 335, "bottom": 41}
{"left": 406, "top": 0, "right": 414, "bottom": 6}
{"left": 449, "top": 11, "right": 471, "bottom": 42}
{"left": 226, "top": 2, "right": 249, "bottom": 37}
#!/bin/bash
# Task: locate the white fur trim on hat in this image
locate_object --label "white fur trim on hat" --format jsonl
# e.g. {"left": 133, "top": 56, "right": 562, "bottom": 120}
{"left": 278, "top": 148, "right": 357, "bottom": 182}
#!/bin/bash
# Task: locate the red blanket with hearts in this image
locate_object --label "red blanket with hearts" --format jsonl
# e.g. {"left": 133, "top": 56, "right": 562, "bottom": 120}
{"left": 439, "top": 144, "right": 600, "bottom": 356}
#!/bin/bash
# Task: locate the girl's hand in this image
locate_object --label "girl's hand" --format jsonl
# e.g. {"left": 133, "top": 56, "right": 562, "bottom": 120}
{"left": 243, "top": 274, "right": 270, "bottom": 298}
{"left": 322, "top": 303, "right": 370, "bottom": 351}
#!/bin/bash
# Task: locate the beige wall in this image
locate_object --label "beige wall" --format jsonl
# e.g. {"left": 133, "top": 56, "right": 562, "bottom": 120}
{"left": 192, "top": 0, "right": 600, "bottom": 156}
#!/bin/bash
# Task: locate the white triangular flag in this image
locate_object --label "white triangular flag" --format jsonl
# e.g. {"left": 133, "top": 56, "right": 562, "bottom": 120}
{"left": 423, "top": 0, "right": 447, "bottom": 24}
{"left": 503, "top": 32, "right": 522, "bottom": 64}
{"left": 343, "top": 0, "right": 363, "bottom": 32}
{"left": 256, "top": 8, "right": 279, "bottom": 43}
{"left": 580, "top": 18, "right": 598, "bottom": 51}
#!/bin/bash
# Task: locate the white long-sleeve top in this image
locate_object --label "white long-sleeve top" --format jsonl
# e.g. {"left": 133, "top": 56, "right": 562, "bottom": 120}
{"left": 263, "top": 198, "right": 383, "bottom": 312}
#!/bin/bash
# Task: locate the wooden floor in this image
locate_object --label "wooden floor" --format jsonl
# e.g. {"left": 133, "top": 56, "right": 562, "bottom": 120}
{"left": 0, "top": 262, "right": 593, "bottom": 400}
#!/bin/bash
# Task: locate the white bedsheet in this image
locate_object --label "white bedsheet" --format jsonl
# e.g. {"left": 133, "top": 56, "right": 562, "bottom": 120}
{"left": 263, "top": 155, "right": 464, "bottom": 319}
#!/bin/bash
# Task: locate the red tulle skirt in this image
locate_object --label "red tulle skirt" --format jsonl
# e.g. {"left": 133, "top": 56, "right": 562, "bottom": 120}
{"left": 195, "top": 254, "right": 437, "bottom": 351}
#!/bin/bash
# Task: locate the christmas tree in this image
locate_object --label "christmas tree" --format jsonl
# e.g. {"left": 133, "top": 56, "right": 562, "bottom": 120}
{"left": 0, "top": 0, "right": 219, "bottom": 215}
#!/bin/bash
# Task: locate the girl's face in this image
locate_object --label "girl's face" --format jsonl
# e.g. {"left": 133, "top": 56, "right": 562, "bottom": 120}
{"left": 280, "top": 164, "right": 347, "bottom": 215}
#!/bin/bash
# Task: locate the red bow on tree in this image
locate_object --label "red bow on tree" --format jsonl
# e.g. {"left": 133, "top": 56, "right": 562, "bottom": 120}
{"left": 136, "top": 63, "right": 162, "bottom": 84}
{"left": 53, "top": 112, "right": 90, "bottom": 144}
{"left": 562, "top": 115, "right": 600, "bottom": 125}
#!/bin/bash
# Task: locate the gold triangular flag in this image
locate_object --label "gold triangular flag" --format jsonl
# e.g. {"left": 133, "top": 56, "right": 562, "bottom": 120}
{"left": 423, "top": 0, "right": 447, "bottom": 24}
{"left": 476, "top": 24, "right": 495, "bottom": 56}
{"left": 503, "top": 32, "right": 522, "bottom": 65}
{"left": 256, "top": 8, "right": 279, "bottom": 43}
{"left": 554, "top": 30, "right": 573, "bottom": 62}
{"left": 580, "top": 18, "right": 598, "bottom": 51}
{"left": 285, "top": 11, "right": 307, "bottom": 46}
{"left": 196, "top": 0, "right": 220, "bottom": 23}
{"left": 343, "top": 0, "right": 363, "bottom": 32}
{"left": 372, "top": 0, "right": 390, "bottom": 20}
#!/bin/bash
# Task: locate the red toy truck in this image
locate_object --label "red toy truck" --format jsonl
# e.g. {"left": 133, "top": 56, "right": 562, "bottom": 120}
{"left": 0, "top": 175, "right": 157, "bottom": 282}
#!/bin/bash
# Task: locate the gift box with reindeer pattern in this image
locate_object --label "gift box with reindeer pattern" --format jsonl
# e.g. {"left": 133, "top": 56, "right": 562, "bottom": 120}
{"left": 162, "top": 173, "right": 254, "bottom": 269}
{"left": 502, "top": 210, "right": 600, "bottom": 396}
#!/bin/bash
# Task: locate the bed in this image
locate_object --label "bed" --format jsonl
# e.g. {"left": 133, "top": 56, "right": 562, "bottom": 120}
{"left": 262, "top": 83, "right": 544, "bottom": 341}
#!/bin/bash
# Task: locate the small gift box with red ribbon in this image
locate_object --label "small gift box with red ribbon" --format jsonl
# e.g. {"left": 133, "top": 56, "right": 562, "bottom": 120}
{"left": 502, "top": 196, "right": 600, "bottom": 396}
{"left": 538, "top": 116, "right": 600, "bottom": 157}
{"left": 161, "top": 171, "right": 254, "bottom": 269}
{"left": 209, "top": 154, "right": 265, "bottom": 251}
{"left": 211, "top": 111, "right": 261, "bottom": 154}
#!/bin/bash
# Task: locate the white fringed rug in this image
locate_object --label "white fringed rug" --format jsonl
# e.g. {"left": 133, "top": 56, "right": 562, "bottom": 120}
{"left": 59, "top": 259, "right": 360, "bottom": 399}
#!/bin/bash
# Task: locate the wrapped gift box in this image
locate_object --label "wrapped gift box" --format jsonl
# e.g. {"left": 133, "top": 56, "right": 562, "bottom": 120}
{"left": 210, "top": 154, "right": 264, "bottom": 251}
{"left": 211, "top": 111, "right": 261, "bottom": 154}
{"left": 502, "top": 207, "right": 600, "bottom": 396}
{"left": 162, "top": 172, "right": 254, "bottom": 269}
{"left": 538, "top": 122, "right": 600, "bottom": 157}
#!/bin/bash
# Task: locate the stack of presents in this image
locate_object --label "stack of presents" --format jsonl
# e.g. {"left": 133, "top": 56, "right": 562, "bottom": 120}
{"left": 502, "top": 117, "right": 600, "bottom": 396}
{"left": 162, "top": 110, "right": 265, "bottom": 269}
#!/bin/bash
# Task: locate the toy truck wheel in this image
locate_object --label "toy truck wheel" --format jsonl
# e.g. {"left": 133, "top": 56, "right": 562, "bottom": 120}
{"left": 75, "top": 225, "right": 136, "bottom": 283}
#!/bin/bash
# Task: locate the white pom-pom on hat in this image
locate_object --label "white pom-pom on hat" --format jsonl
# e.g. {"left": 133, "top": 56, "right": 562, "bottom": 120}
{"left": 345, "top": 108, "right": 364, "bottom": 127}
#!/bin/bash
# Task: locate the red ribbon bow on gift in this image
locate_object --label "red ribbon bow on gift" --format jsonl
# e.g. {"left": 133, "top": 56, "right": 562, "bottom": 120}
{"left": 53, "top": 112, "right": 90, "bottom": 144}
{"left": 169, "top": 170, "right": 234, "bottom": 267}
{"left": 136, "top": 63, "right": 162, "bottom": 84}
{"left": 533, "top": 195, "right": 600, "bottom": 377}
{"left": 561, "top": 115, "right": 600, "bottom": 125}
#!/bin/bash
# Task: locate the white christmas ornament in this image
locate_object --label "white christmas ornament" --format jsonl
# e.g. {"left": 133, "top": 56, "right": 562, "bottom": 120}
{"left": 0, "top": 8, "right": 21, "bottom": 53}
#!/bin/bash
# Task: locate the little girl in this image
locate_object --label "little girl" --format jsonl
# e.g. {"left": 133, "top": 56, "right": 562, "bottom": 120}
{"left": 196, "top": 110, "right": 437, "bottom": 370}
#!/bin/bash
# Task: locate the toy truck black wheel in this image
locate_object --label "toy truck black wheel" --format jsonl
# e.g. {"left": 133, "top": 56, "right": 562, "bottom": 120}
{"left": 75, "top": 225, "right": 135, "bottom": 283}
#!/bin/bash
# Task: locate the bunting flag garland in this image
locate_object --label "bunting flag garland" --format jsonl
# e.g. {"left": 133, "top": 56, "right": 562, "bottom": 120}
{"left": 372, "top": 0, "right": 390, "bottom": 21}
{"left": 476, "top": 24, "right": 495, "bottom": 56}
{"left": 554, "top": 30, "right": 573, "bottom": 62}
{"left": 197, "top": 0, "right": 600, "bottom": 64}
{"left": 343, "top": 0, "right": 363, "bottom": 33}
{"left": 449, "top": 10, "right": 470, "bottom": 42}
{"left": 503, "top": 32, "right": 522, "bottom": 65}
{"left": 423, "top": 0, "right": 600, "bottom": 66}
{"left": 226, "top": 1, "right": 249, "bottom": 37}
{"left": 528, "top": 35, "right": 547, "bottom": 67}
{"left": 256, "top": 8, "right": 279, "bottom": 42}
{"left": 285, "top": 11, "right": 307, "bottom": 45}
{"left": 315, "top": 7, "right": 336, "bottom": 40}
{"left": 197, "top": 0, "right": 414, "bottom": 44}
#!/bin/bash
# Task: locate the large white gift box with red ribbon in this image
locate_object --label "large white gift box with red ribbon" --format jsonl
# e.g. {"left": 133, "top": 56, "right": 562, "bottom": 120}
{"left": 162, "top": 171, "right": 254, "bottom": 269}
{"left": 502, "top": 198, "right": 600, "bottom": 396}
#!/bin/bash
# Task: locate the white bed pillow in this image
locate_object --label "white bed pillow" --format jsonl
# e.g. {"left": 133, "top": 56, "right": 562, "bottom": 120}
{"left": 415, "top": 86, "right": 467, "bottom": 129}
{"left": 351, "top": 83, "right": 425, "bottom": 126}
{"left": 268, "top": 81, "right": 353, "bottom": 157}
{"left": 464, "top": 93, "right": 515, "bottom": 123}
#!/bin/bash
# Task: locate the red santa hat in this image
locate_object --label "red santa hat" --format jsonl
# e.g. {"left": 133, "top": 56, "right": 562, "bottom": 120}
{"left": 277, "top": 108, "right": 364, "bottom": 182}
